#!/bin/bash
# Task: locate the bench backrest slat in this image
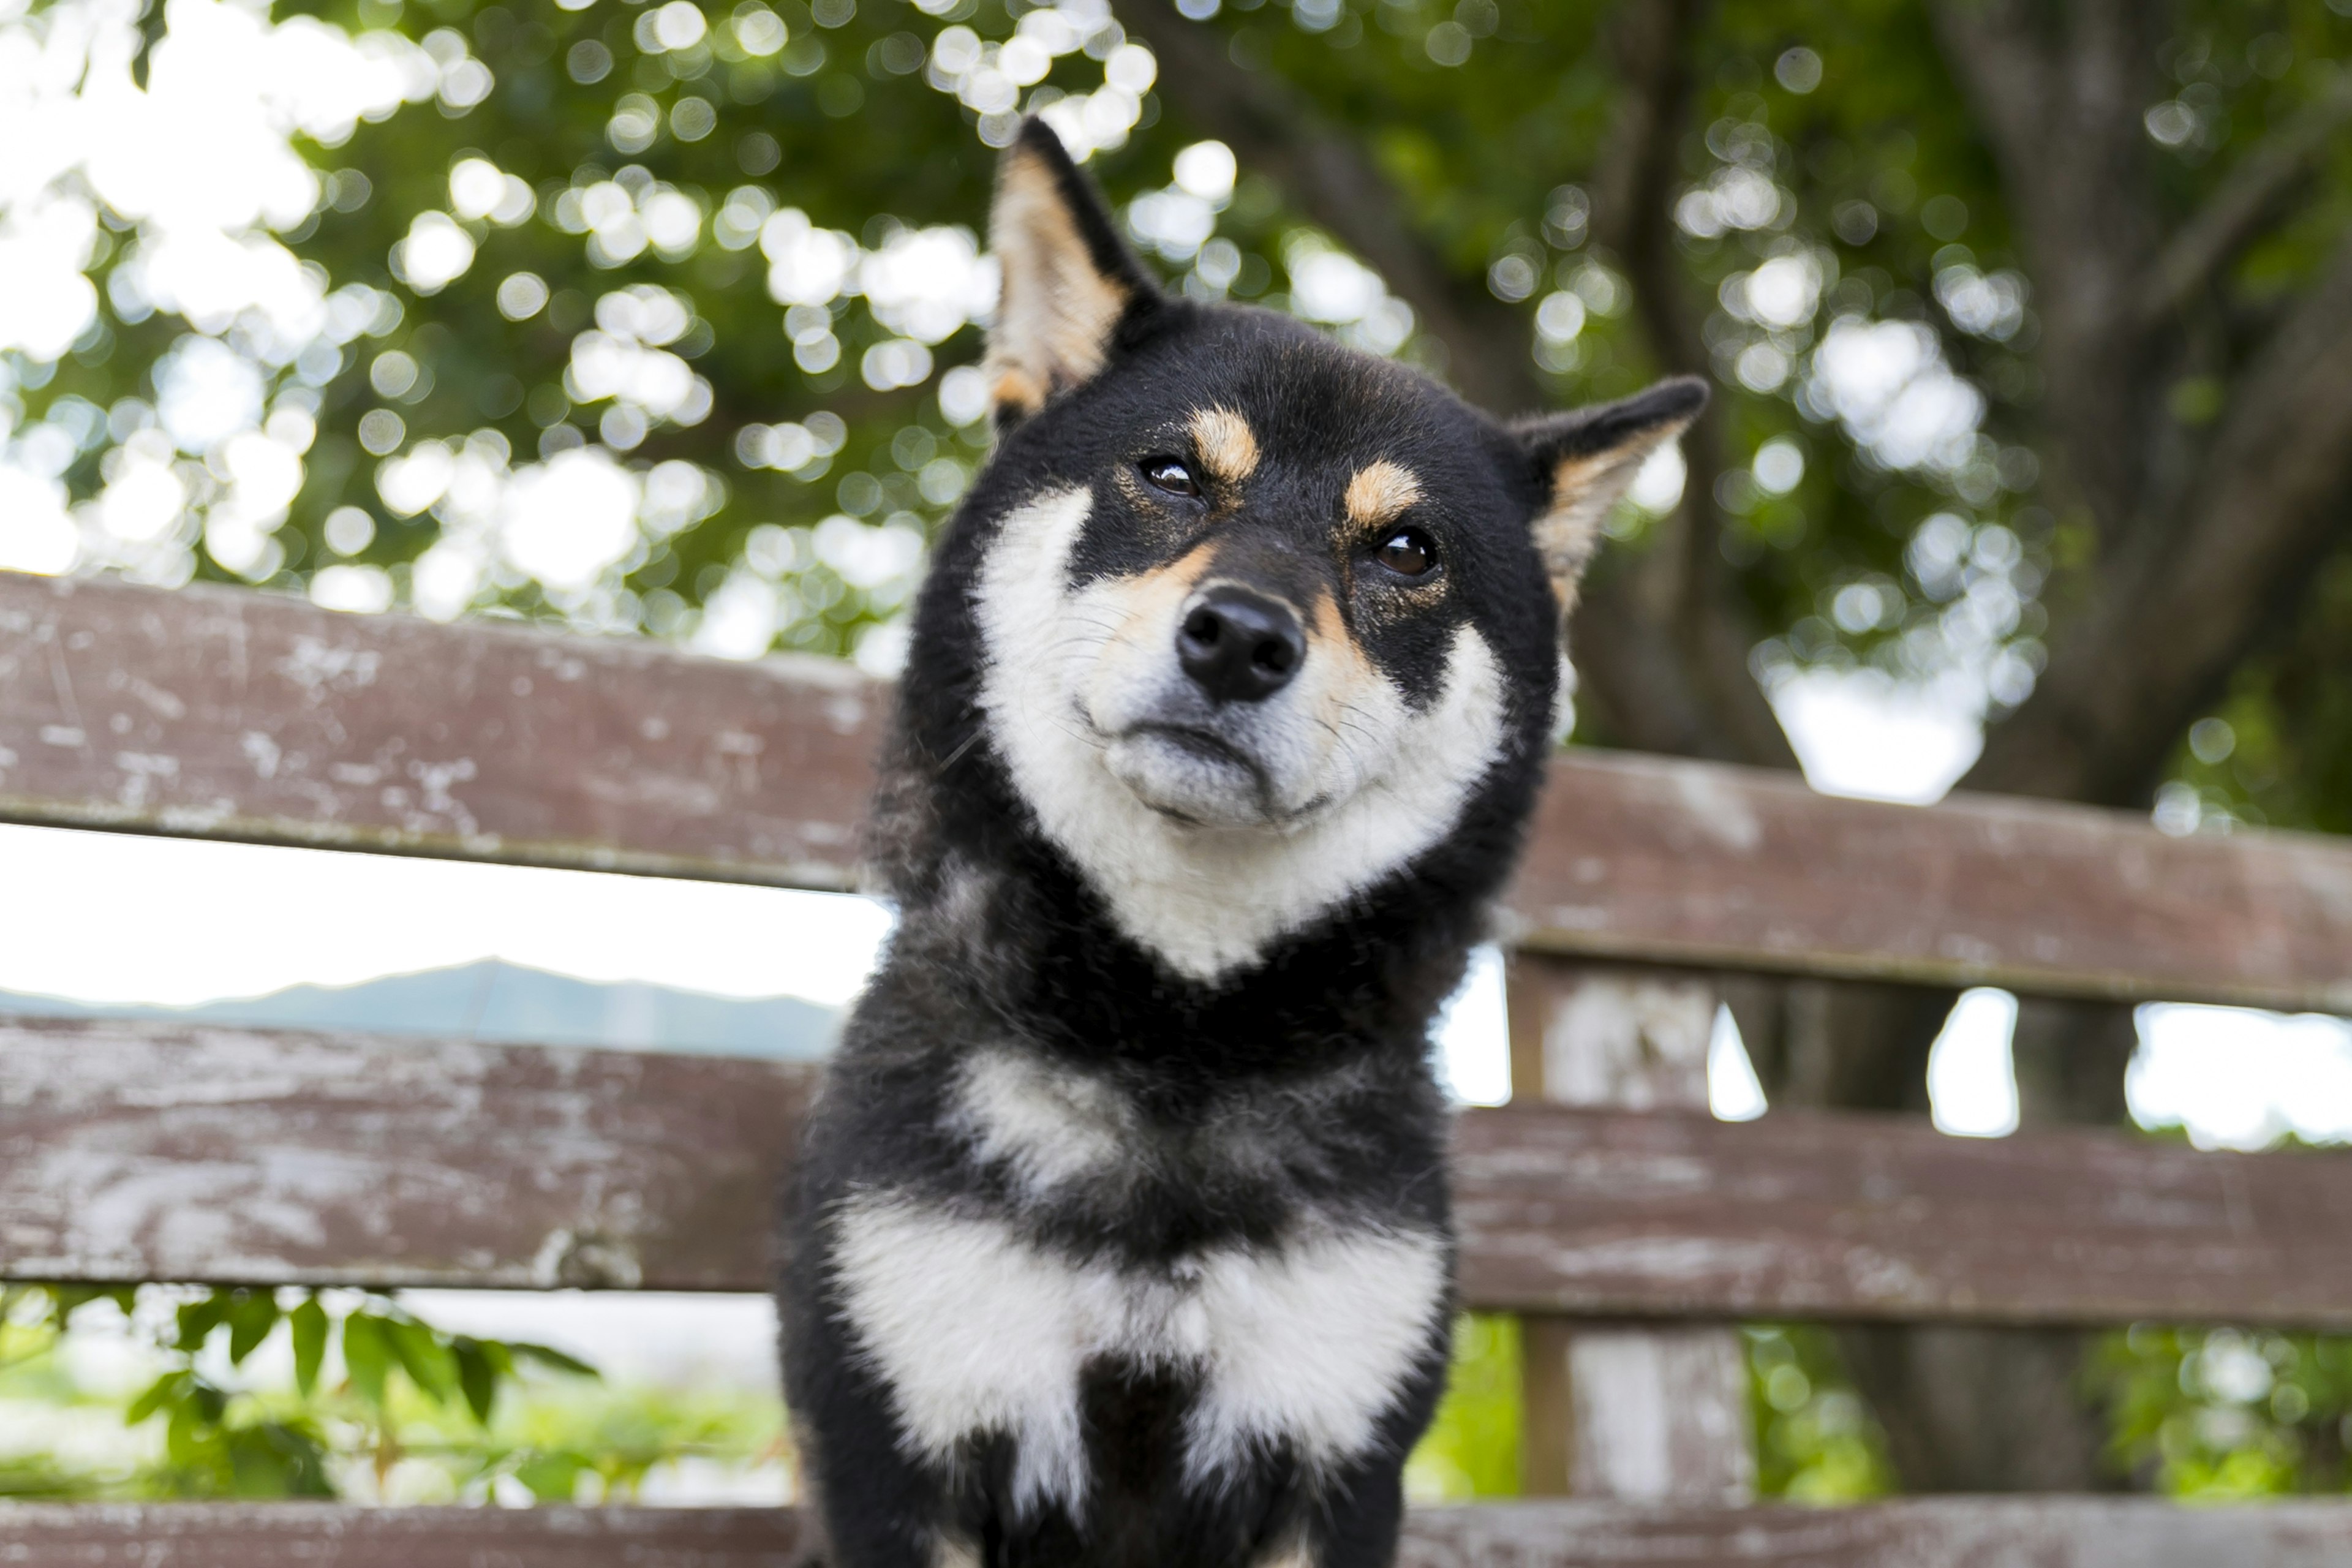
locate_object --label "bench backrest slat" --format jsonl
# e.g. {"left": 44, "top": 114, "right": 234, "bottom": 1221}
{"left": 9, "top": 572, "right": 2352, "bottom": 1011}
{"left": 12, "top": 1016, "right": 2352, "bottom": 1328}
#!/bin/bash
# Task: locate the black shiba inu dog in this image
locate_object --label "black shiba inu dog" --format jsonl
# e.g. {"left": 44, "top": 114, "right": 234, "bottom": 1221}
{"left": 782, "top": 120, "right": 1702, "bottom": 1568}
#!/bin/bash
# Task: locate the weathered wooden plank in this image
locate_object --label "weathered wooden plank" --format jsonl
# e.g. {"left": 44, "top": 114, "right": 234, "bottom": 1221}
{"left": 11, "top": 572, "right": 2352, "bottom": 1011}
{"left": 1397, "top": 1498, "right": 2352, "bottom": 1567}
{"left": 0, "top": 1016, "right": 813, "bottom": 1292}
{"left": 5, "top": 1500, "right": 2352, "bottom": 1568}
{"left": 12, "top": 1018, "right": 2352, "bottom": 1327}
{"left": 0, "top": 571, "right": 884, "bottom": 888}
{"left": 1504, "top": 751, "right": 2352, "bottom": 1011}
{"left": 1452, "top": 1100, "right": 2352, "bottom": 1328}
{"left": 0, "top": 1504, "right": 814, "bottom": 1566}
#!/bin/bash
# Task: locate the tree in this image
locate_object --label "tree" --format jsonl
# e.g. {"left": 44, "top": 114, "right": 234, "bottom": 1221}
{"left": 7, "top": 0, "right": 2350, "bottom": 1491}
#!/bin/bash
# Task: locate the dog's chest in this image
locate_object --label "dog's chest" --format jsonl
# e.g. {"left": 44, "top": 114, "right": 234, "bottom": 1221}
{"left": 827, "top": 1049, "right": 1447, "bottom": 1515}
{"left": 831, "top": 1195, "right": 1444, "bottom": 1515}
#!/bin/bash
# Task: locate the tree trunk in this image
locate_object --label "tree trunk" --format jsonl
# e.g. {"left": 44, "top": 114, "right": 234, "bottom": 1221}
{"left": 1818, "top": 997, "right": 2141, "bottom": 1491}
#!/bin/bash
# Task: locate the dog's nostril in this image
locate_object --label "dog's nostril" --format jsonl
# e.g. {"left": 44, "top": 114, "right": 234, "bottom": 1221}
{"left": 1176, "top": 587, "right": 1306, "bottom": 704}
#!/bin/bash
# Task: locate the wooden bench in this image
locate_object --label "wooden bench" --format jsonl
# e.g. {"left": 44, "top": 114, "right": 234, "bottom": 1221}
{"left": 7, "top": 570, "right": 2352, "bottom": 1565}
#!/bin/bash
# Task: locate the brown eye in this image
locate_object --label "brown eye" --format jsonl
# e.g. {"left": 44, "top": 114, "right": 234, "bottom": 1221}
{"left": 1140, "top": 456, "right": 1199, "bottom": 497}
{"left": 1376, "top": 527, "right": 1437, "bottom": 578}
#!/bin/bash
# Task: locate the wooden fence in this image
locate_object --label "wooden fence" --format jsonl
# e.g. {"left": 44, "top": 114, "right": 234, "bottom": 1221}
{"left": 6, "top": 569, "right": 2352, "bottom": 1564}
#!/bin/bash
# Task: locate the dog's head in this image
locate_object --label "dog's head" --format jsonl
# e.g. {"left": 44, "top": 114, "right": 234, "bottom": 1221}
{"left": 914, "top": 122, "right": 1702, "bottom": 983}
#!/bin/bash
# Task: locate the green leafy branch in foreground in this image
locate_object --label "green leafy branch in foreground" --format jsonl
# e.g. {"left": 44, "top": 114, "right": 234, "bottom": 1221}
{"left": 3, "top": 1282, "right": 600, "bottom": 1501}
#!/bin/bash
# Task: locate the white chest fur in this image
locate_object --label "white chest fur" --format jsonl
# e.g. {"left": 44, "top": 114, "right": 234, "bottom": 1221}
{"left": 829, "top": 1194, "right": 1446, "bottom": 1518}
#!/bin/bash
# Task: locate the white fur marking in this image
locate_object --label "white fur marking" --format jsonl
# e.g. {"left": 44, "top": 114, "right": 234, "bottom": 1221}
{"left": 949, "top": 1049, "right": 1134, "bottom": 1199}
{"left": 831, "top": 1198, "right": 1103, "bottom": 1515}
{"left": 973, "top": 486, "right": 1510, "bottom": 982}
{"left": 831, "top": 1196, "right": 1443, "bottom": 1515}
{"left": 1184, "top": 1228, "right": 1447, "bottom": 1485}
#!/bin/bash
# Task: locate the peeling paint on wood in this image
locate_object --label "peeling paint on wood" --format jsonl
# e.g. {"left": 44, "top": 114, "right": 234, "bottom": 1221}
{"left": 1396, "top": 1498, "right": 2352, "bottom": 1567}
{"left": 10, "top": 1017, "right": 2352, "bottom": 1327}
{"left": 0, "top": 1017, "right": 813, "bottom": 1291}
{"left": 1452, "top": 1102, "right": 2352, "bottom": 1327}
{"left": 9, "top": 573, "right": 2352, "bottom": 1009}
{"left": 0, "top": 1503, "right": 815, "bottom": 1566}
{"left": 1507, "top": 959, "right": 1753, "bottom": 1503}
{"left": 4, "top": 1500, "right": 2352, "bottom": 1567}
{"left": 1506, "top": 751, "right": 2352, "bottom": 1011}
{"left": 0, "top": 573, "right": 884, "bottom": 889}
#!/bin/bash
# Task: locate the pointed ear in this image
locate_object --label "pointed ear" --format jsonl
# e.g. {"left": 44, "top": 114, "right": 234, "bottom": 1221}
{"left": 1510, "top": 375, "right": 1708, "bottom": 618}
{"left": 984, "top": 118, "right": 1158, "bottom": 424}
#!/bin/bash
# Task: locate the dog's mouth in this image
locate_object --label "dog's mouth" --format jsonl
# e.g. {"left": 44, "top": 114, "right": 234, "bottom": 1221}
{"left": 1094, "top": 718, "right": 1322, "bottom": 828}
{"left": 1131, "top": 722, "right": 1259, "bottom": 777}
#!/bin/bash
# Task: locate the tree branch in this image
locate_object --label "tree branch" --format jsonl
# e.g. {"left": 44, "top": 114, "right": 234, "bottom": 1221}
{"left": 1930, "top": 0, "right": 2166, "bottom": 543}
{"left": 2136, "top": 80, "right": 2352, "bottom": 326}
{"left": 1970, "top": 228, "right": 2352, "bottom": 804}
{"left": 1574, "top": 0, "right": 1798, "bottom": 770}
{"left": 1118, "top": 0, "right": 1545, "bottom": 417}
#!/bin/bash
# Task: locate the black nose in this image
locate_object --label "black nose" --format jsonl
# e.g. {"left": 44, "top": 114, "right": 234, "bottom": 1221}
{"left": 1177, "top": 587, "right": 1306, "bottom": 703}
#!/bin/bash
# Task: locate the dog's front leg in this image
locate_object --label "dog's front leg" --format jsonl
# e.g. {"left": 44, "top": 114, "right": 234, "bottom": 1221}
{"left": 782, "top": 1251, "right": 967, "bottom": 1568}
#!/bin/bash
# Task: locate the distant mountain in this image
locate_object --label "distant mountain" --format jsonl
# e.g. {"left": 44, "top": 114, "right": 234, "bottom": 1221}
{"left": 0, "top": 959, "right": 840, "bottom": 1060}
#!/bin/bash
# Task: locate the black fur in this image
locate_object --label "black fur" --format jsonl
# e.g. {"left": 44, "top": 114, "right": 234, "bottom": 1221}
{"left": 782, "top": 120, "right": 1698, "bottom": 1568}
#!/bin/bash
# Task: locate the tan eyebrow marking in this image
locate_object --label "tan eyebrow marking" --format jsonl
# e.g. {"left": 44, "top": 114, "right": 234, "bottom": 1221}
{"left": 1187, "top": 406, "right": 1260, "bottom": 486}
{"left": 1344, "top": 459, "right": 1423, "bottom": 528}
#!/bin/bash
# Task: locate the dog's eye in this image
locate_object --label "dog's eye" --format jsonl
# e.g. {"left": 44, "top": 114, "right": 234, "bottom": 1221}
{"left": 1376, "top": 528, "right": 1438, "bottom": 578}
{"left": 1139, "top": 457, "right": 1200, "bottom": 498}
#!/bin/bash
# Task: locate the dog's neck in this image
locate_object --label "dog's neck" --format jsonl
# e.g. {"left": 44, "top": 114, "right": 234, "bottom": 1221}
{"left": 874, "top": 739, "right": 1518, "bottom": 1093}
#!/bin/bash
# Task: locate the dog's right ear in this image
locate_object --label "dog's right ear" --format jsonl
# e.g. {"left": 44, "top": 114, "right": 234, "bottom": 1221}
{"left": 1510, "top": 376, "right": 1707, "bottom": 620}
{"left": 984, "top": 118, "right": 1158, "bottom": 426}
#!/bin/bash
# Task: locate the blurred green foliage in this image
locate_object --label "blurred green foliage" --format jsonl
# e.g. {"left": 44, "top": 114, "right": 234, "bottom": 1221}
{"left": 1746, "top": 1324, "right": 1895, "bottom": 1502}
{"left": 14, "top": 0, "right": 2346, "bottom": 726}
{"left": 0, "top": 1283, "right": 778, "bottom": 1502}
{"left": 1409, "top": 1312, "right": 2352, "bottom": 1505}
{"left": 2094, "top": 1324, "right": 2352, "bottom": 1498}
{"left": 1406, "top": 1313, "right": 1520, "bottom": 1501}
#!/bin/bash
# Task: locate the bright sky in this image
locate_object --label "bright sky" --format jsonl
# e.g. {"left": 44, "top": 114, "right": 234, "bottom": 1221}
{"left": 0, "top": 821, "right": 893, "bottom": 1008}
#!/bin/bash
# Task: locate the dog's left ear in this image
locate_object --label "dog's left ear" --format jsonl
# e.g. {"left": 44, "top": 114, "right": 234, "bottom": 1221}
{"left": 984, "top": 118, "right": 1159, "bottom": 426}
{"left": 1510, "top": 375, "right": 1708, "bottom": 617}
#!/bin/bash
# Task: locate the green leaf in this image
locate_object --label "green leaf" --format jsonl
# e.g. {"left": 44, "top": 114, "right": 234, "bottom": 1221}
{"left": 50, "top": 1284, "right": 135, "bottom": 1332}
{"left": 175, "top": 1292, "right": 232, "bottom": 1354}
{"left": 227, "top": 1291, "right": 280, "bottom": 1365}
{"left": 126, "top": 1369, "right": 192, "bottom": 1426}
{"left": 451, "top": 1336, "right": 498, "bottom": 1425}
{"left": 290, "top": 1297, "right": 328, "bottom": 1395}
{"left": 341, "top": 1312, "right": 391, "bottom": 1408}
{"left": 385, "top": 1316, "right": 456, "bottom": 1404}
{"left": 225, "top": 1421, "right": 335, "bottom": 1499}
{"left": 514, "top": 1452, "right": 589, "bottom": 1503}
{"left": 504, "top": 1340, "right": 599, "bottom": 1380}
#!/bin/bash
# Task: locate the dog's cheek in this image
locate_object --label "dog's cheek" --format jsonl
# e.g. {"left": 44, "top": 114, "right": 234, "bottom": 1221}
{"left": 1377, "top": 626, "right": 1510, "bottom": 826}
{"left": 1294, "top": 595, "right": 1409, "bottom": 796}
